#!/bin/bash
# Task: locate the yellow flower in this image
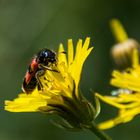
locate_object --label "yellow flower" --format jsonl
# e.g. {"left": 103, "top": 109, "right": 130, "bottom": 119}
{"left": 5, "top": 38, "right": 112, "bottom": 140}
{"left": 5, "top": 38, "right": 111, "bottom": 140}
{"left": 95, "top": 19, "right": 140, "bottom": 130}
{"left": 5, "top": 38, "right": 97, "bottom": 128}
{"left": 97, "top": 49, "right": 140, "bottom": 130}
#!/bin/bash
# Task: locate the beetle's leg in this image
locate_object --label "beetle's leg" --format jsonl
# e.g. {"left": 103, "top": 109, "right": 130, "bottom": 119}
{"left": 38, "top": 64, "right": 59, "bottom": 73}
{"left": 35, "top": 70, "right": 45, "bottom": 90}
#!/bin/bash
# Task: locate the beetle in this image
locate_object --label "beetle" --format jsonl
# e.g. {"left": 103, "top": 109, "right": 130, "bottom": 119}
{"left": 22, "top": 48, "right": 57, "bottom": 94}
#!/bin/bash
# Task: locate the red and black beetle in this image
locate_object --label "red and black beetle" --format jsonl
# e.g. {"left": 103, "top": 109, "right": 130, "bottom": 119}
{"left": 22, "top": 49, "right": 57, "bottom": 94}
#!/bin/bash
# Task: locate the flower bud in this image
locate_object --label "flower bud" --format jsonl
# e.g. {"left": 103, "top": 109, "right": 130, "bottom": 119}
{"left": 111, "top": 39, "right": 140, "bottom": 69}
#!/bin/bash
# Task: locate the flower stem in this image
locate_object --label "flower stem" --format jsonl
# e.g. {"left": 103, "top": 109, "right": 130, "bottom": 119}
{"left": 89, "top": 122, "right": 112, "bottom": 140}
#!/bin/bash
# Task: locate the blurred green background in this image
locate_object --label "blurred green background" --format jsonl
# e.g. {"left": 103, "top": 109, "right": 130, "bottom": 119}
{"left": 0, "top": 0, "right": 140, "bottom": 140}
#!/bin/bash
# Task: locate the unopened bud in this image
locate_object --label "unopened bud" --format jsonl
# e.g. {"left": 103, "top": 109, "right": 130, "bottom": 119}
{"left": 111, "top": 39, "right": 140, "bottom": 69}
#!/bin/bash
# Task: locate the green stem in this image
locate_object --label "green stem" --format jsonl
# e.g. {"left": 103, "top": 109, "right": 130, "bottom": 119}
{"left": 89, "top": 122, "right": 112, "bottom": 140}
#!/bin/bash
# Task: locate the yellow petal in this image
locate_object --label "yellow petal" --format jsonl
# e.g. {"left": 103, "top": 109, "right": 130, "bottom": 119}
{"left": 68, "top": 39, "right": 74, "bottom": 66}
{"left": 98, "top": 119, "right": 116, "bottom": 130}
{"left": 95, "top": 93, "right": 126, "bottom": 109}
{"left": 132, "top": 49, "right": 139, "bottom": 68}
{"left": 58, "top": 43, "right": 67, "bottom": 66}
{"left": 98, "top": 107, "right": 140, "bottom": 130}
{"left": 75, "top": 39, "right": 82, "bottom": 61}
{"left": 5, "top": 90, "right": 47, "bottom": 112}
{"left": 110, "top": 19, "right": 128, "bottom": 42}
{"left": 83, "top": 37, "right": 90, "bottom": 51}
